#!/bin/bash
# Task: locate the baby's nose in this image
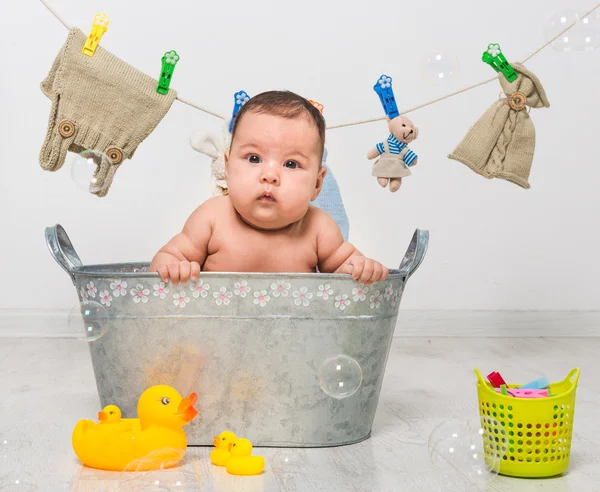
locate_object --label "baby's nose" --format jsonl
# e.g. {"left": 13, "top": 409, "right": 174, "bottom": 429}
{"left": 261, "top": 168, "right": 280, "bottom": 185}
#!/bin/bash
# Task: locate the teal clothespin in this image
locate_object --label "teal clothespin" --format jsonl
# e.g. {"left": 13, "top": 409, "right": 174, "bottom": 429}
{"left": 482, "top": 43, "right": 517, "bottom": 83}
{"left": 157, "top": 50, "right": 180, "bottom": 95}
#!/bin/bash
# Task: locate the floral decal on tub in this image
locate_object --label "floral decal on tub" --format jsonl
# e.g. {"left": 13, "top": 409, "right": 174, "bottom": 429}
{"left": 130, "top": 284, "right": 150, "bottom": 304}
{"left": 76, "top": 276, "right": 404, "bottom": 313}
{"left": 317, "top": 284, "right": 333, "bottom": 300}
{"left": 292, "top": 287, "right": 312, "bottom": 307}
{"left": 334, "top": 294, "right": 351, "bottom": 311}
{"left": 153, "top": 282, "right": 169, "bottom": 299}
{"left": 99, "top": 290, "right": 112, "bottom": 307}
{"left": 110, "top": 279, "right": 128, "bottom": 298}
{"left": 173, "top": 291, "right": 190, "bottom": 308}
{"left": 253, "top": 290, "right": 271, "bottom": 307}
{"left": 270, "top": 280, "right": 291, "bottom": 298}
{"left": 213, "top": 287, "right": 233, "bottom": 306}
{"left": 86, "top": 281, "right": 98, "bottom": 299}
{"left": 190, "top": 279, "right": 210, "bottom": 298}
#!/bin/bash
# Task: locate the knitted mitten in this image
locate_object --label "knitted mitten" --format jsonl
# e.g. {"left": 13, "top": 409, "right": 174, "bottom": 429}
{"left": 448, "top": 62, "right": 550, "bottom": 189}
{"left": 40, "top": 28, "right": 177, "bottom": 196}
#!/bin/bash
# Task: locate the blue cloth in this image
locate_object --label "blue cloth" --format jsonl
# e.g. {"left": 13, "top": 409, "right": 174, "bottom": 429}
{"left": 311, "top": 148, "right": 350, "bottom": 241}
{"left": 376, "top": 134, "right": 418, "bottom": 166}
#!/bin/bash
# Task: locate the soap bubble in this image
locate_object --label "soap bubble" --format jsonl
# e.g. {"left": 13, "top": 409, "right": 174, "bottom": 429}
{"left": 0, "top": 472, "right": 37, "bottom": 491}
{"left": 121, "top": 448, "right": 186, "bottom": 473}
{"left": 544, "top": 9, "right": 600, "bottom": 52}
{"left": 0, "top": 429, "right": 32, "bottom": 468}
{"left": 270, "top": 449, "right": 309, "bottom": 475}
{"left": 68, "top": 301, "right": 109, "bottom": 342}
{"left": 69, "top": 149, "right": 110, "bottom": 193}
{"left": 574, "top": 11, "right": 600, "bottom": 51}
{"left": 318, "top": 355, "right": 362, "bottom": 399}
{"left": 118, "top": 469, "right": 201, "bottom": 491}
{"left": 420, "top": 52, "right": 459, "bottom": 85}
{"left": 428, "top": 418, "right": 506, "bottom": 489}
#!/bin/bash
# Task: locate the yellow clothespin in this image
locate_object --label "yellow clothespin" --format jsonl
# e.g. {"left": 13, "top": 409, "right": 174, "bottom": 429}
{"left": 82, "top": 13, "right": 110, "bottom": 57}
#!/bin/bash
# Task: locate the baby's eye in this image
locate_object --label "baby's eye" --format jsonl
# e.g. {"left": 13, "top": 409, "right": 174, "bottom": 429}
{"left": 402, "top": 124, "right": 406, "bottom": 127}
{"left": 247, "top": 154, "right": 261, "bottom": 164}
{"left": 284, "top": 160, "right": 299, "bottom": 169}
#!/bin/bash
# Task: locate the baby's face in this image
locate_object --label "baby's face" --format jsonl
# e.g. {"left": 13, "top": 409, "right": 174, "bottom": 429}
{"left": 225, "top": 111, "right": 325, "bottom": 230}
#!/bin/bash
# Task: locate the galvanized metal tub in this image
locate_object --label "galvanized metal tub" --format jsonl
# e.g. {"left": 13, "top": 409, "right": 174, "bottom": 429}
{"left": 46, "top": 224, "right": 428, "bottom": 447}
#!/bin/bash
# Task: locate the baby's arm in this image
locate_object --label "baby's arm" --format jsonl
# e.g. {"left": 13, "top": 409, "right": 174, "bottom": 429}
{"left": 315, "top": 209, "right": 388, "bottom": 285}
{"left": 149, "top": 200, "right": 215, "bottom": 285}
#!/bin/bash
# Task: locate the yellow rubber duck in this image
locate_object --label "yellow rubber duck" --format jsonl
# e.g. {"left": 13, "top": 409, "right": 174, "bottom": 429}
{"left": 98, "top": 404, "right": 121, "bottom": 424}
{"left": 210, "top": 430, "right": 237, "bottom": 466}
{"left": 72, "top": 385, "right": 198, "bottom": 471}
{"left": 225, "top": 438, "right": 265, "bottom": 476}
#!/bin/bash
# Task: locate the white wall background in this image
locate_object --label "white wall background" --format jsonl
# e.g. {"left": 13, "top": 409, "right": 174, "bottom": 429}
{"left": 1, "top": 0, "right": 599, "bottom": 320}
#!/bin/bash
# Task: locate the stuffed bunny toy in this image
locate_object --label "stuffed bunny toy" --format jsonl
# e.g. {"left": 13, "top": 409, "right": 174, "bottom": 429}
{"left": 190, "top": 118, "right": 231, "bottom": 196}
{"left": 367, "top": 115, "right": 419, "bottom": 192}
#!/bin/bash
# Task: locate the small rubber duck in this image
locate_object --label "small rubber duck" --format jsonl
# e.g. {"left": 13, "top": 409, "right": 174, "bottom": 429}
{"left": 97, "top": 404, "right": 138, "bottom": 432}
{"left": 226, "top": 438, "right": 265, "bottom": 476}
{"left": 72, "top": 385, "right": 198, "bottom": 471}
{"left": 98, "top": 405, "right": 121, "bottom": 424}
{"left": 210, "top": 430, "right": 237, "bottom": 466}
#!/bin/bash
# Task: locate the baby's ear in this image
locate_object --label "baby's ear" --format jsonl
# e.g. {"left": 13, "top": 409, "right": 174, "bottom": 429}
{"left": 312, "top": 166, "right": 327, "bottom": 201}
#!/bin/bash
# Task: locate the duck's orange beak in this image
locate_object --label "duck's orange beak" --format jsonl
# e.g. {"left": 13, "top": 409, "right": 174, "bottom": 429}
{"left": 98, "top": 411, "right": 107, "bottom": 423}
{"left": 176, "top": 392, "right": 198, "bottom": 423}
{"left": 213, "top": 436, "right": 219, "bottom": 447}
{"left": 228, "top": 442, "right": 233, "bottom": 451}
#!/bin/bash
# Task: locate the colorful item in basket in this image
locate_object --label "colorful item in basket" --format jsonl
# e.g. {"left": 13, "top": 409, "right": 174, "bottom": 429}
{"left": 486, "top": 371, "right": 507, "bottom": 388}
{"left": 495, "top": 388, "right": 549, "bottom": 398}
{"left": 72, "top": 385, "right": 198, "bottom": 471}
{"left": 519, "top": 376, "right": 549, "bottom": 390}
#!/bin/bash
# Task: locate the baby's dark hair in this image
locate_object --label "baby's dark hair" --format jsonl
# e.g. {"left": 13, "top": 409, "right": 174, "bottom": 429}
{"left": 230, "top": 90, "right": 326, "bottom": 160}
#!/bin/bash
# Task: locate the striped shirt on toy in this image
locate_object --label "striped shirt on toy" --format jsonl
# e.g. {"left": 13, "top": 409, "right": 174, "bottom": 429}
{"left": 375, "top": 135, "right": 418, "bottom": 167}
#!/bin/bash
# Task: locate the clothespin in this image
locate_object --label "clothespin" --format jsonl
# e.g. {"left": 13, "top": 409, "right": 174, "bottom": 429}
{"left": 500, "top": 384, "right": 509, "bottom": 396}
{"left": 82, "top": 13, "right": 110, "bottom": 57}
{"left": 228, "top": 90, "right": 250, "bottom": 133}
{"left": 157, "top": 50, "right": 180, "bottom": 95}
{"left": 482, "top": 43, "right": 518, "bottom": 83}
{"left": 487, "top": 371, "right": 507, "bottom": 388}
{"left": 309, "top": 100, "right": 324, "bottom": 113}
{"left": 373, "top": 74, "right": 399, "bottom": 119}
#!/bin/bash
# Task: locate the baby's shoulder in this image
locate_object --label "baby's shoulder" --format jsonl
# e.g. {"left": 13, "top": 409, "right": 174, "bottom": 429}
{"left": 303, "top": 205, "right": 339, "bottom": 231}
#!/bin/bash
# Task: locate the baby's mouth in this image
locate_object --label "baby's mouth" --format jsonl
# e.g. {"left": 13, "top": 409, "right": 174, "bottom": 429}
{"left": 258, "top": 192, "right": 276, "bottom": 203}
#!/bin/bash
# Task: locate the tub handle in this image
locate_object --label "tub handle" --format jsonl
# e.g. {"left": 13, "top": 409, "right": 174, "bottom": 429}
{"left": 45, "top": 224, "right": 83, "bottom": 285}
{"left": 398, "top": 229, "right": 429, "bottom": 280}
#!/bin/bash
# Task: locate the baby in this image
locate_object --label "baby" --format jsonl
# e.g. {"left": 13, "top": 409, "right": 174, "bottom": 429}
{"left": 150, "top": 90, "right": 388, "bottom": 286}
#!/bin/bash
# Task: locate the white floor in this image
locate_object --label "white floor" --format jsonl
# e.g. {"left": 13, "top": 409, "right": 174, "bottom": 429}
{"left": 1, "top": 336, "right": 599, "bottom": 492}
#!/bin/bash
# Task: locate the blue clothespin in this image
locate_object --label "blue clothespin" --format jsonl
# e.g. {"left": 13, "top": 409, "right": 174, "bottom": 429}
{"left": 373, "top": 74, "right": 399, "bottom": 119}
{"left": 482, "top": 43, "right": 518, "bottom": 83}
{"left": 519, "top": 376, "right": 549, "bottom": 390}
{"left": 229, "top": 90, "right": 250, "bottom": 133}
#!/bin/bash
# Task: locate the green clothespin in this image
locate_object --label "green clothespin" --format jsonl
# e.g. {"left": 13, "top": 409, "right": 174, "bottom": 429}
{"left": 157, "top": 50, "right": 180, "bottom": 95}
{"left": 482, "top": 43, "right": 517, "bottom": 83}
{"left": 500, "top": 384, "right": 509, "bottom": 396}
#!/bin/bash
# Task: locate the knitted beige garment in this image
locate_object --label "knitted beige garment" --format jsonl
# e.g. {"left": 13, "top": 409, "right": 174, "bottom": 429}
{"left": 40, "top": 28, "right": 177, "bottom": 196}
{"left": 448, "top": 62, "right": 550, "bottom": 189}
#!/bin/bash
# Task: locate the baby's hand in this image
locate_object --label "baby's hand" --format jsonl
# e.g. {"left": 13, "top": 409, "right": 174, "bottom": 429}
{"left": 337, "top": 255, "right": 388, "bottom": 286}
{"left": 153, "top": 259, "right": 201, "bottom": 285}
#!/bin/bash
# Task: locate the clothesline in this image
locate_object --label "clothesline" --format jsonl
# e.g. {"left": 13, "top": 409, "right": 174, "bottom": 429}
{"left": 39, "top": 0, "right": 600, "bottom": 130}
